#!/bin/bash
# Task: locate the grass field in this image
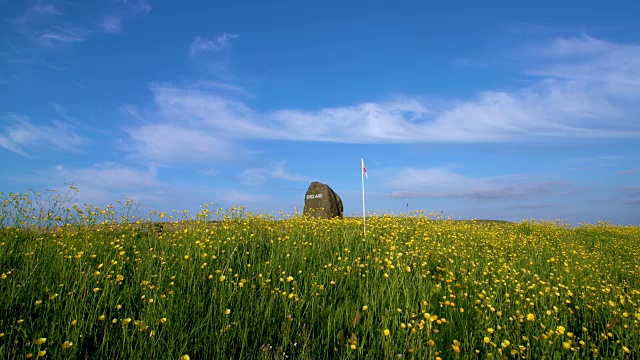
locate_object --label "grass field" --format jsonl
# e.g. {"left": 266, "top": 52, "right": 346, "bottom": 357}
{"left": 1, "top": 190, "right": 639, "bottom": 359}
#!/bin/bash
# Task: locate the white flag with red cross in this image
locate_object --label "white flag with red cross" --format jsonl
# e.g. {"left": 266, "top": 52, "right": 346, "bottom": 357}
{"left": 362, "top": 158, "right": 368, "bottom": 179}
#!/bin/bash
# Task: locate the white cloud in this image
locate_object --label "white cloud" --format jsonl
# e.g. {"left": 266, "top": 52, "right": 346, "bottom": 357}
{"left": 221, "top": 190, "right": 272, "bottom": 205}
{"left": 122, "top": 35, "right": 640, "bottom": 165}
{"left": 624, "top": 185, "right": 640, "bottom": 195}
{"left": 51, "top": 103, "right": 84, "bottom": 127}
{"left": 54, "top": 163, "right": 158, "bottom": 189}
{"left": 32, "top": 4, "right": 64, "bottom": 16}
{"left": 13, "top": 3, "right": 64, "bottom": 27}
{"left": 127, "top": 0, "right": 152, "bottom": 15}
{"left": 268, "top": 99, "right": 432, "bottom": 142}
{"left": 9, "top": 0, "right": 150, "bottom": 61}
{"left": 0, "top": 113, "right": 85, "bottom": 156}
{"left": 99, "top": 0, "right": 151, "bottom": 33}
{"left": 531, "top": 34, "right": 612, "bottom": 57}
{"left": 271, "top": 162, "right": 311, "bottom": 182}
{"left": 38, "top": 163, "right": 160, "bottom": 206}
{"left": 200, "top": 168, "right": 219, "bottom": 176}
{"left": 239, "top": 161, "right": 311, "bottom": 186}
{"left": 196, "top": 81, "right": 251, "bottom": 95}
{"left": 618, "top": 169, "right": 639, "bottom": 175}
{"left": 527, "top": 34, "right": 640, "bottom": 97}
{"left": 188, "top": 34, "right": 240, "bottom": 79}
{"left": 622, "top": 186, "right": 640, "bottom": 206}
{"left": 189, "top": 33, "right": 239, "bottom": 56}
{"left": 6, "top": 163, "right": 160, "bottom": 209}
{"left": 386, "top": 167, "right": 573, "bottom": 200}
{"left": 125, "top": 123, "right": 248, "bottom": 164}
{"left": 100, "top": 16, "right": 124, "bottom": 34}
{"left": 239, "top": 168, "right": 268, "bottom": 186}
{"left": 38, "top": 26, "right": 88, "bottom": 45}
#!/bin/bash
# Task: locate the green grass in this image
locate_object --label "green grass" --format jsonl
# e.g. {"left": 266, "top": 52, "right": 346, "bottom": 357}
{"left": 1, "top": 191, "right": 639, "bottom": 359}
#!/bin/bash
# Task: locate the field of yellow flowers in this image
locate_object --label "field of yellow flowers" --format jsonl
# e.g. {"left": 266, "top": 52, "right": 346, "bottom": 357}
{"left": 1, "top": 190, "right": 639, "bottom": 359}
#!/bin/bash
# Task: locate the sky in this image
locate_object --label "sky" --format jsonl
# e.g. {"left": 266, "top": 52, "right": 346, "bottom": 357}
{"left": 1, "top": 0, "right": 639, "bottom": 225}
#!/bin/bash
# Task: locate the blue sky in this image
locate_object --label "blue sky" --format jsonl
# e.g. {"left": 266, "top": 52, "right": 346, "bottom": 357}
{"left": 1, "top": 0, "right": 639, "bottom": 225}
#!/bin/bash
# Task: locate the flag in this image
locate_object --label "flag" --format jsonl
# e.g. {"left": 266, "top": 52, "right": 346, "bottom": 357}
{"left": 361, "top": 157, "right": 367, "bottom": 237}
{"left": 362, "top": 158, "right": 368, "bottom": 179}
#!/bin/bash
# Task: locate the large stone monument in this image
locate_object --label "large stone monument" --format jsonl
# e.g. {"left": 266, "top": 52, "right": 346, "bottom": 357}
{"left": 303, "top": 181, "right": 344, "bottom": 219}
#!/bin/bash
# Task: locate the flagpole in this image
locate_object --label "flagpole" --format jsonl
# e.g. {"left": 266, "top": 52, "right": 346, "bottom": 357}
{"left": 361, "top": 157, "right": 366, "bottom": 237}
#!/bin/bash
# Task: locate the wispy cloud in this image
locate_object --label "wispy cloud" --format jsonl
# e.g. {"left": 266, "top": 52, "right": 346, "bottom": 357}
{"left": 221, "top": 190, "right": 272, "bottom": 205}
{"left": 386, "top": 167, "right": 573, "bottom": 200}
{"left": 100, "top": 16, "right": 124, "bottom": 34}
{"left": 239, "top": 161, "right": 311, "bottom": 186}
{"left": 125, "top": 124, "right": 249, "bottom": 165}
{"left": 13, "top": 3, "right": 64, "bottom": 27}
{"left": 622, "top": 186, "right": 640, "bottom": 206}
{"left": 623, "top": 186, "right": 640, "bottom": 196}
{"left": 121, "top": 35, "right": 640, "bottom": 165}
{"left": 560, "top": 155, "right": 626, "bottom": 172}
{"left": 98, "top": 0, "right": 151, "bottom": 33}
{"left": 188, "top": 34, "right": 240, "bottom": 78}
{"left": 126, "top": 0, "right": 152, "bottom": 15}
{"left": 32, "top": 4, "right": 64, "bottom": 16}
{"left": 527, "top": 34, "right": 640, "bottom": 96}
{"left": 54, "top": 162, "right": 158, "bottom": 189}
{"left": 38, "top": 26, "right": 88, "bottom": 45}
{"left": 0, "top": 113, "right": 85, "bottom": 157}
{"left": 618, "top": 168, "right": 639, "bottom": 175}
{"left": 19, "top": 162, "right": 162, "bottom": 206}
{"left": 196, "top": 81, "right": 251, "bottom": 96}
{"left": 200, "top": 168, "right": 219, "bottom": 176}
{"left": 6, "top": 0, "right": 150, "bottom": 68}
{"left": 51, "top": 103, "right": 81, "bottom": 127}
{"left": 13, "top": 5, "right": 84, "bottom": 45}
{"left": 189, "top": 33, "right": 239, "bottom": 57}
